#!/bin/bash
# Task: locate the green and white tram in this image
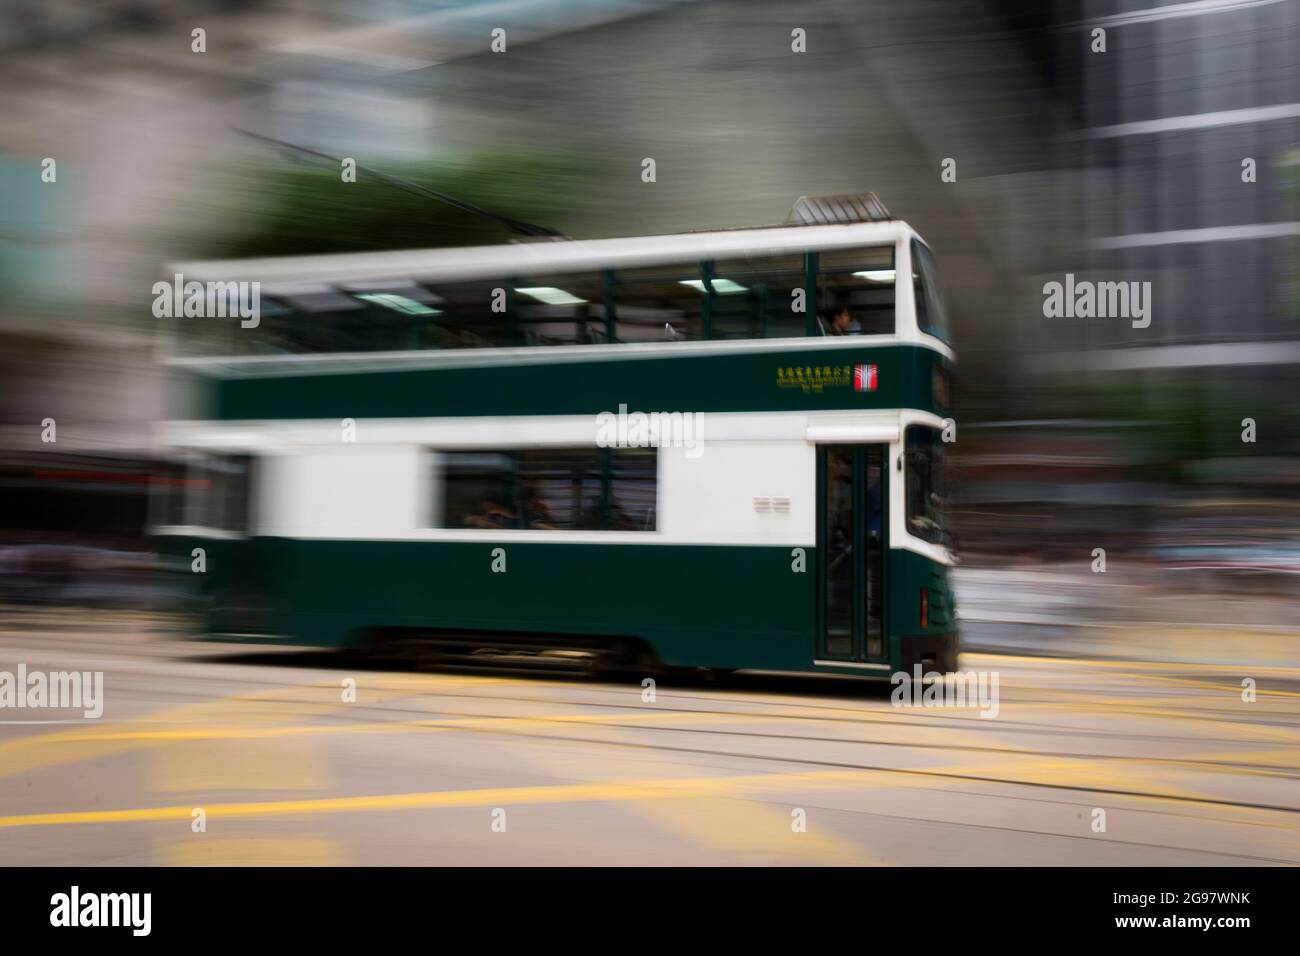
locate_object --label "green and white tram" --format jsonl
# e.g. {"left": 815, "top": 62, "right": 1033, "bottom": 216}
{"left": 155, "top": 194, "right": 957, "bottom": 678}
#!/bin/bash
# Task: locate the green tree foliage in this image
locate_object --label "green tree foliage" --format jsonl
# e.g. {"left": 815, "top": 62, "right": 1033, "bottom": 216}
{"left": 204, "top": 153, "right": 595, "bottom": 258}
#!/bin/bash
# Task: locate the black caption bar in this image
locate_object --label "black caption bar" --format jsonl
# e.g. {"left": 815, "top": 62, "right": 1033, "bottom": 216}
{"left": 0, "top": 866, "right": 1283, "bottom": 943}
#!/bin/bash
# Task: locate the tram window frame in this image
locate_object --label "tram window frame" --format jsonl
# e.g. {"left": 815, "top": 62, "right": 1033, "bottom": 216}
{"left": 904, "top": 426, "right": 948, "bottom": 547}
{"left": 435, "top": 447, "right": 658, "bottom": 532}
{"left": 815, "top": 245, "right": 897, "bottom": 336}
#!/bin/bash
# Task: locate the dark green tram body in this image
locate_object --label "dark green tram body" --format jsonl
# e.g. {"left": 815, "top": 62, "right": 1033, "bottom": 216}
{"left": 158, "top": 207, "right": 959, "bottom": 679}
{"left": 167, "top": 341, "right": 957, "bottom": 678}
{"left": 179, "top": 537, "right": 956, "bottom": 677}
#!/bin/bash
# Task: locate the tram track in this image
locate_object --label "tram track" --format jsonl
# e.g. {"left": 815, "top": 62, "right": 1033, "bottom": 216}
{"left": 4, "top": 629, "right": 1299, "bottom": 864}
{"left": 48, "top": 663, "right": 1300, "bottom": 762}
{"left": 10, "top": 637, "right": 1300, "bottom": 762}
{"left": 21, "top": 671, "right": 1300, "bottom": 807}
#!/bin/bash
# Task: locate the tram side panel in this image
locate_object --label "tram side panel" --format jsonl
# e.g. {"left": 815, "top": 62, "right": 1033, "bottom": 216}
{"left": 161, "top": 425, "right": 957, "bottom": 675}
{"left": 176, "top": 437, "right": 820, "bottom": 671}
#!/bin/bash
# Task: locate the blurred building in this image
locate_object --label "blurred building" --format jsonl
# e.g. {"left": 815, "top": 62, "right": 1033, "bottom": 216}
{"left": 1042, "top": 0, "right": 1299, "bottom": 424}
{"left": 959, "top": 0, "right": 1300, "bottom": 574}
{"left": 1067, "top": 0, "right": 1298, "bottom": 348}
{"left": 0, "top": 0, "right": 363, "bottom": 563}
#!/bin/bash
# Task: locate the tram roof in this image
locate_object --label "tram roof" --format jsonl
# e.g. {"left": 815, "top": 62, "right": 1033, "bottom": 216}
{"left": 169, "top": 219, "right": 917, "bottom": 290}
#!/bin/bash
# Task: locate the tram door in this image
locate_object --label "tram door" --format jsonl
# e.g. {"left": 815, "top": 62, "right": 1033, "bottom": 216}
{"left": 816, "top": 445, "right": 886, "bottom": 663}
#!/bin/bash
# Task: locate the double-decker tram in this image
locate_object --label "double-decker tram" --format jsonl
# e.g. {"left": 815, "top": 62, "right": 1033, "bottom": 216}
{"left": 154, "top": 193, "right": 957, "bottom": 679}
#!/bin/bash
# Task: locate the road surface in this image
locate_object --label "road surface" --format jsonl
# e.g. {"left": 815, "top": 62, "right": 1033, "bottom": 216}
{"left": 1, "top": 609, "right": 1297, "bottom": 865}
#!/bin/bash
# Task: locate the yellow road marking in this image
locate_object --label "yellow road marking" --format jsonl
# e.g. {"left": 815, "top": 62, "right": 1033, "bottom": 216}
{"left": 4, "top": 752, "right": 1295, "bottom": 833}
{"left": 0, "top": 768, "right": 881, "bottom": 829}
{"left": 12, "top": 701, "right": 1298, "bottom": 791}
{"left": 0, "top": 675, "right": 498, "bottom": 780}
{"left": 486, "top": 708, "right": 883, "bottom": 864}
{"left": 628, "top": 794, "right": 870, "bottom": 864}
{"left": 11, "top": 708, "right": 751, "bottom": 746}
{"left": 147, "top": 736, "right": 330, "bottom": 794}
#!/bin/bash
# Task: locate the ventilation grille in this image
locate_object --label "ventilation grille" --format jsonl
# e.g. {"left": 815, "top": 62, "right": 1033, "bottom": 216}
{"left": 787, "top": 193, "right": 893, "bottom": 225}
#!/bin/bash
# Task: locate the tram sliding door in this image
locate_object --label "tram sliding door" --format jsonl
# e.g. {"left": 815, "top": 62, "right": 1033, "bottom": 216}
{"left": 816, "top": 444, "right": 886, "bottom": 664}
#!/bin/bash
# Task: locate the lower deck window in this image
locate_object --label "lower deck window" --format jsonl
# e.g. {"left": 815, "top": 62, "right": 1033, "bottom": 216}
{"left": 436, "top": 448, "right": 656, "bottom": 531}
{"left": 905, "top": 426, "right": 947, "bottom": 546}
{"left": 154, "top": 454, "right": 253, "bottom": 534}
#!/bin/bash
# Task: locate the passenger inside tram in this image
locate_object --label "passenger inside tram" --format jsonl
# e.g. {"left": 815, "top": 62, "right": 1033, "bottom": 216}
{"left": 463, "top": 498, "right": 518, "bottom": 529}
{"left": 823, "top": 294, "right": 862, "bottom": 335}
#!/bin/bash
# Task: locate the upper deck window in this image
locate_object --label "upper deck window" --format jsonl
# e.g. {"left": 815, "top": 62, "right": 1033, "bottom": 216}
{"left": 243, "top": 285, "right": 442, "bottom": 354}
{"left": 911, "top": 240, "right": 950, "bottom": 344}
{"left": 416, "top": 279, "right": 516, "bottom": 349}
{"left": 704, "top": 253, "right": 807, "bottom": 339}
{"left": 256, "top": 275, "right": 611, "bottom": 351}
{"left": 509, "top": 273, "right": 608, "bottom": 346}
{"left": 165, "top": 239, "right": 925, "bottom": 357}
{"left": 816, "top": 246, "right": 896, "bottom": 336}
{"left": 607, "top": 264, "right": 705, "bottom": 342}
